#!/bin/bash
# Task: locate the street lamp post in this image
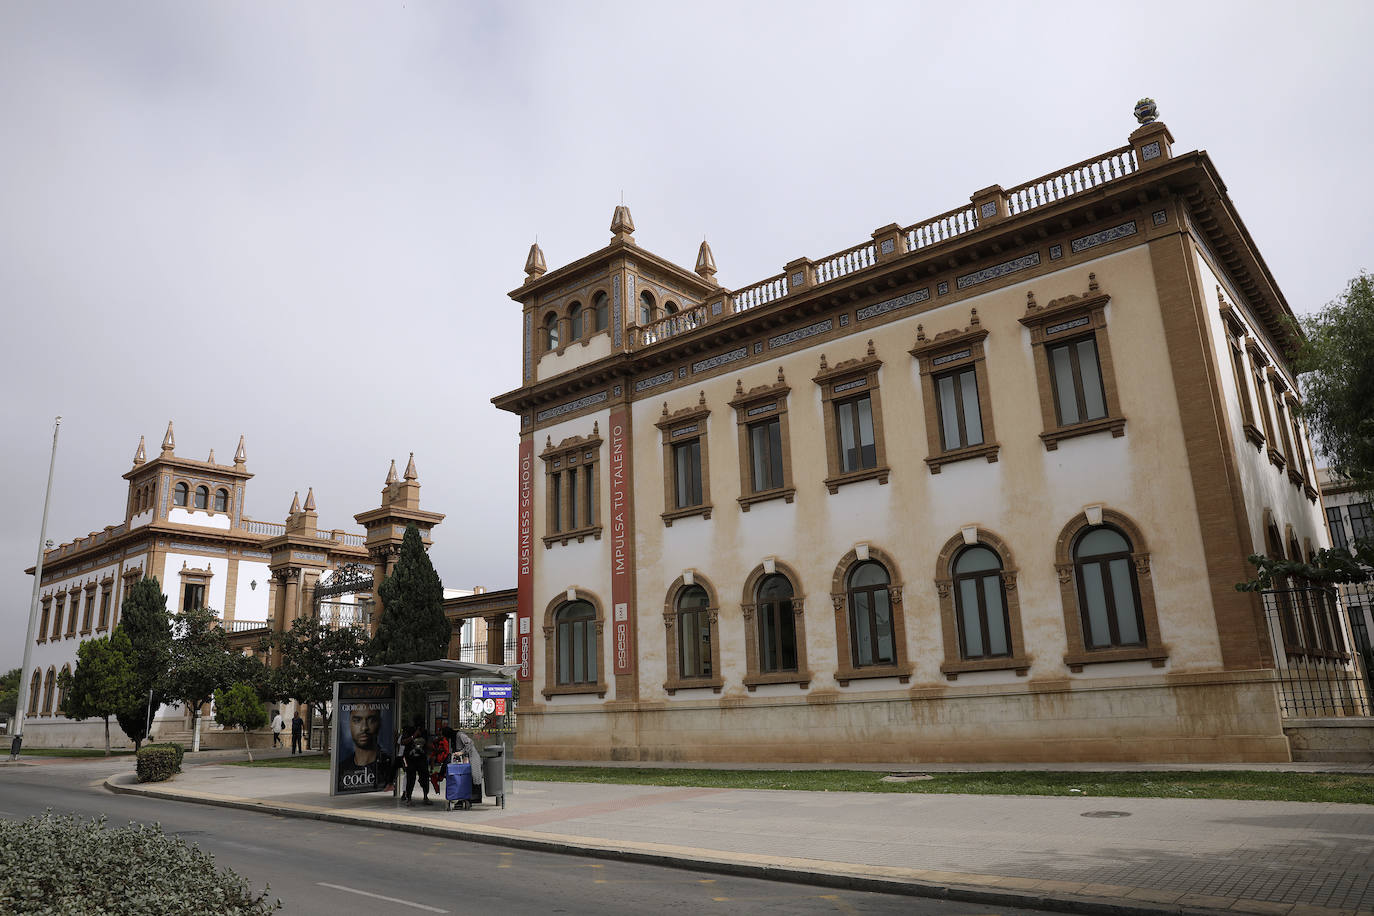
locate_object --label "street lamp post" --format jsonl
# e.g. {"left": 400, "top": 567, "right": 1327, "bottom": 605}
{"left": 11, "top": 416, "right": 62, "bottom": 761}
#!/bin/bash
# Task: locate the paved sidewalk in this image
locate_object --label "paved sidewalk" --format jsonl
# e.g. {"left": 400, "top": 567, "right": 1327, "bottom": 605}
{"left": 103, "top": 759, "right": 1374, "bottom": 916}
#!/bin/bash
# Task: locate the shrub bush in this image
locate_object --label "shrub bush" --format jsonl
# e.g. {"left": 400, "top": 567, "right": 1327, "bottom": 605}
{"left": 0, "top": 812, "right": 280, "bottom": 914}
{"left": 135, "top": 745, "right": 178, "bottom": 783}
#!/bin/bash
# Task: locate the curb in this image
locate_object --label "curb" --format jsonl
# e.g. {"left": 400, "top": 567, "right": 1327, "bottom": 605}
{"left": 103, "top": 775, "right": 1329, "bottom": 916}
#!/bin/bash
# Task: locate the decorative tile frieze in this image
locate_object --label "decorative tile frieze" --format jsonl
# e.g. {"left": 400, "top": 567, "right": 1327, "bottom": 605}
{"left": 1070, "top": 221, "right": 1137, "bottom": 254}
{"left": 678, "top": 367, "right": 687, "bottom": 379}
{"left": 242, "top": 550, "right": 271, "bottom": 560}
{"left": 523, "top": 312, "right": 533, "bottom": 382}
{"left": 746, "top": 401, "right": 777, "bottom": 417}
{"left": 670, "top": 424, "right": 699, "bottom": 438}
{"left": 957, "top": 253, "right": 1041, "bottom": 290}
{"left": 980, "top": 201, "right": 998, "bottom": 219}
{"left": 791, "top": 271, "right": 805, "bottom": 287}
{"left": 1141, "top": 141, "right": 1161, "bottom": 161}
{"left": 291, "top": 551, "right": 327, "bottom": 563}
{"left": 839, "top": 313, "right": 850, "bottom": 327}
{"left": 769, "top": 318, "right": 833, "bottom": 350}
{"left": 536, "top": 390, "right": 609, "bottom": 422}
{"left": 612, "top": 275, "right": 622, "bottom": 347}
{"left": 753, "top": 342, "right": 763, "bottom": 355}
{"left": 170, "top": 542, "right": 228, "bottom": 555}
{"left": 858, "top": 287, "right": 929, "bottom": 321}
{"left": 1046, "top": 316, "right": 1091, "bottom": 336}
{"left": 931, "top": 348, "right": 972, "bottom": 367}
{"left": 1049, "top": 245, "right": 1063, "bottom": 260}
{"left": 833, "top": 377, "right": 868, "bottom": 394}
{"left": 937, "top": 281, "right": 949, "bottom": 296}
{"left": 711, "top": 300, "right": 722, "bottom": 316}
{"left": 693, "top": 347, "right": 749, "bottom": 374}
{"left": 612, "top": 385, "right": 623, "bottom": 397}
{"left": 634, "top": 372, "right": 674, "bottom": 393}
{"left": 879, "top": 238, "right": 895, "bottom": 255}
{"left": 1152, "top": 209, "right": 1167, "bottom": 226}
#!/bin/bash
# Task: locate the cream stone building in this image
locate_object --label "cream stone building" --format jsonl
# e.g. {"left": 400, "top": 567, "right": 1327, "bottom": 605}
{"left": 20, "top": 422, "right": 443, "bottom": 748}
{"left": 494, "top": 103, "right": 1341, "bottom": 763}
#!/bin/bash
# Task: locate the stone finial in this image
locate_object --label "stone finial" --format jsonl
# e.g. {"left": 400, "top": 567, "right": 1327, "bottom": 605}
{"left": 611, "top": 204, "right": 636, "bottom": 243}
{"left": 161, "top": 420, "right": 175, "bottom": 455}
{"left": 385, "top": 459, "right": 399, "bottom": 485}
{"left": 866, "top": 339, "right": 876, "bottom": 357}
{"left": 776, "top": 367, "right": 785, "bottom": 384}
{"left": 661, "top": 401, "right": 669, "bottom": 417}
{"left": 404, "top": 452, "right": 418, "bottom": 481}
{"left": 303, "top": 487, "right": 316, "bottom": 511}
{"left": 735, "top": 379, "right": 744, "bottom": 397}
{"left": 524, "top": 242, "right": 547, "bottom": 282}
{"left": 1088, "top": 272, "right": 1099, "bottom": 292}
{"left": 290, "top": 491, "right": 301, "bottom": 514}
{"left": 207, "top": 449, "right": 216, "bottom": 464}
{"left": 545, "top": 436, "right": 552, "bottom": 449}
{"left": 132, "top": 436, "right": 146, "bottom": 466}
{"left": 1026, "top": 291, "right": 1039, "bottom": 312}
{"left": 819, "top": 354, "right": 828, "bottom": 371}
{"left": 695, "top": 239, "right": 718, "bottom": 285}
{"left": 234, "top": 435, "right": 246, "bottom": 466}
{"left": 593, "top": 421, "right": 599, "bottom": 436}
{"left": 698, "top": 390, "right": 707, "bottom": 406}
{"left": 969, "top": 308, "right": 980, "bottom": 329}
{"left": 916, "top": 324, "right": 927, "bottom": 342}
{"left": 1133, "top": 97, "right": 1158, "bottom": 125}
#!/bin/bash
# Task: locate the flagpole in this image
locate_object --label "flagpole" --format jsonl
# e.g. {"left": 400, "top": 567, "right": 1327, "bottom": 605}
{"left": 11, "top": 416, "right": 61, "bottom": 760}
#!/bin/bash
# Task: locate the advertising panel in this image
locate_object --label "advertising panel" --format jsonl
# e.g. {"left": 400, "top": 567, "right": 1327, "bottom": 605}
{"left": 516, "top": 437, "right": 534, "bottom": 681}
{"left": 609, "top": 408, "right": 634, "bottom": 675}
{"left": 331, "top": 682, "right": 397, "bottom": 796}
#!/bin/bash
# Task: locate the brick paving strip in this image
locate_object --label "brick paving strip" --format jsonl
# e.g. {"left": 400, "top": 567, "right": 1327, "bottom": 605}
{"left": 102, "top": 767, "right": 1374, "bottom": 916}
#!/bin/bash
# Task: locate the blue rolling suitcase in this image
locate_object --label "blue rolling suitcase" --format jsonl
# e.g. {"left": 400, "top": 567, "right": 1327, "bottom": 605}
{"left": 444, "top": 762, "right": 473, "bottom": 810}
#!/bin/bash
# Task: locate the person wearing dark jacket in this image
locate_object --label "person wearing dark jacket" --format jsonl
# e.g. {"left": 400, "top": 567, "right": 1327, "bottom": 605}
{"left": 400, "top": 721, "right": 431, "bottom": 806}
{"left": 290, "top": 711, "right": 304, "bottom": 754}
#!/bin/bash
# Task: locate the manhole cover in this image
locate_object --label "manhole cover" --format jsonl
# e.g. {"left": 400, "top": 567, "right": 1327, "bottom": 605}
{"left": 882, "top": 772, "right": 935, "bottom": 782}
{"left": 1081, "top": 810, "right": 1132, "bottom": 818}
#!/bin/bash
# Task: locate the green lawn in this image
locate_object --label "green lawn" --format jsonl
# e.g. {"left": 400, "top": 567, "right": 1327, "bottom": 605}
{"left": 228, "top": 757, "right": 1374, "bottom": 804}
{"left": 12, "top": 747, "right": 135, "bottom": 758}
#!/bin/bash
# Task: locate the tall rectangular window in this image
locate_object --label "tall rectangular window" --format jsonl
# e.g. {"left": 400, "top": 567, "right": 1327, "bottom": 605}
{"left": 583, "top": 465, "right": 594, "bottom": 529}
{"left": 39, "top": 601, "right": 50, "bottom": 642}
{"left": 51, "top": 597, "right": 64, "bottom": 639}
{"left": 1351, "top": 502, "right": 1373, "bottom": 542}
{"left": 81, "top": 593, "right": 95, "bottom": 632}
{"left": 550, "top": 472, "right": 562, "bottom": 532}
{"left": 935, "top": 367, "right": 984, "bottom": 450}
{"left": 566, "top": 469, "right": 578, "bottom": 530}
{"left": 98, "top": 589, "right": 112, "bottom": 629}
{"left": 748, "top": 417, "right": 784, "bottom": 492}
{"left": 542, "top": 432, "right": 603, "bottom": 545}
{"left": 183, "top": 583, "right": 205, "bottom": 612}
{"left": 835, "top": 394, "right": 877, "bottom": 473}
{"left": 673, "top": 440, "right": 702, "bottom": 509}
{"left": 1048, "top": 337, "right": 1107, "bottom": 426}
{"left": 1327, "top": 507, "right": 1348, "bottom": 551}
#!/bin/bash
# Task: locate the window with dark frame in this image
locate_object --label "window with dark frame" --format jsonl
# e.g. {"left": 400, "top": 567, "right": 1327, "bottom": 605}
{"left": 82, "top": 592, "right": 94, "bottom": 632}
{"left": 1350, "top": 502, "right": 1373, "bottom": 542}
{"left": 676, "top": 585, "right": 712, "bottom": 679}
{"left": 1047, "top": 336, "right": 1108, "bottom": 426}
{"left": 639, "top": 290, "right": 655, "bottom": 325}
{"left": 748, "top": 417, "right": 784, "bottom": 492}
{"left": 214, "top": 488, "right": 229, "bottom": 512}
{"left": 673, "top": 439, "right": 703, "bottom": 509}
{"left": 835, "top": 393, "right": 877, "bottom": 473}
{"left": 953, "top": 546, "right": 1012, "bottom": 659}
{"left": 555, "top": 600, "right": 597, "bottom": 685}
{"left": 194, "top": 485, "right": 209, "bottom": 509}
{"left": 592, "top": 292, "right": 609, "bottom": 332}
{"left": 583, "top": 465, "right": 594, "bottom": 528}
{"left": 550, "top": 472, "right": 562, "bottom": 532}
{"left": 934, "top": 367, "right": 984, "bottom": 450}
{"left": 1327, "top": 507, "right": 1349, "bottom": 551}
{"left": 51, "top": 596, "right": 64, "bottom": 638}
{"left": 65, "top": 595, "right": 77, "bottom": 635}
{"left": 98, "top": 588, "right": 112, "bottom": 629}
{"left": 542, "top": 432, "right": 603, "bottom": 545}
{"left": 1073, "top": 526, "right": 1146, "bottom": 650}
{"left": 756, "top": 574, "right": 797, "bottom": 673}
{"left": 568, "top": 302, "right": 584, "bottom": 341}
{"left": 173, "top": 482, "right": 189, "bottom": 506}
{"left": 544, "top": 313, "right": 559, "bottom": 351}
{"left": 38, "top": 601, "right": 50, "bottom": 642}
{"left": 183, "top": 583, "right": 205, "bottom": 612}
{"left": 846, "top": 561, "right": 893, "bottom": 668}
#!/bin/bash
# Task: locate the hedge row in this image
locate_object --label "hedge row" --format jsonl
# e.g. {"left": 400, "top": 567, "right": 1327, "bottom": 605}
{"left": 0, "top": 812, "right": 279, "bottom": 914}
{"left": 135, "top": 743, "right": 182, "bottom": 783}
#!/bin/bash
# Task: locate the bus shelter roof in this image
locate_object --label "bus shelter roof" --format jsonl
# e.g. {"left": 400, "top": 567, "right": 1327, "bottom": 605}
{"left": 337, "top": 659, "right": 519, "bottom": 684}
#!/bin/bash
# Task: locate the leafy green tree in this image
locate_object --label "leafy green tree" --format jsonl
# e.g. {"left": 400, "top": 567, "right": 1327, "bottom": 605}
{"left": 1297, "top": 271, "right": 1374, "bottom": 497}
{"left": 58, "top": 629, "right": 139, "bottom": 756}
{"left": 370, "top": 525, "right": 448, "bottom": 665}
{"left": 0, "top": 667, "right": 20, "bottom": 721}
{"left": 116, "top": 578, "right": 172, "bottom": 749}
{"left": 164, "top": 606, "right": 261, "bottom": 752}
{"left": 267, "top": 616, "right": 368, "bottom": 752}
{"left": 213, "top": 681, "right": 268, "bottom": 762}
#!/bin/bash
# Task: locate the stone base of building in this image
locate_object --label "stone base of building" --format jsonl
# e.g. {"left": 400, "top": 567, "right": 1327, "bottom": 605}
{"left": 519, "top": 670, "right": 1293, "bottom": 764}
{"left": 15, "top": 718, "right": 276, "bottom": 752}
{"left": 1283, "top": 718, "right": 1374, "bottom": 762}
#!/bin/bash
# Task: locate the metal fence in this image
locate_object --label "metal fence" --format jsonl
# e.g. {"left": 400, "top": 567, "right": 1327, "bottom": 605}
{"left": 1261, "top": 585, "right": 1371, "bottom": 717}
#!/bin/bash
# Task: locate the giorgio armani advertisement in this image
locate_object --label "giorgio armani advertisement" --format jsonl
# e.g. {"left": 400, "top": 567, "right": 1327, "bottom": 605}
{"left": 331, "top": 682, "right": 397, "bottom": 796}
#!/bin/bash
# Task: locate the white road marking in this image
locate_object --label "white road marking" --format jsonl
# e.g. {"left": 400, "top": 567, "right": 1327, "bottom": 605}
{"left": 317, "top": 882, "right": 448, "bottom": 913}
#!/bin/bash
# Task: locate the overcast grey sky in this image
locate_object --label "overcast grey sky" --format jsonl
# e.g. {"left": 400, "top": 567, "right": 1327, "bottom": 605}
{"left": 3, "top": 1, "right": 1371, "bottom": 672}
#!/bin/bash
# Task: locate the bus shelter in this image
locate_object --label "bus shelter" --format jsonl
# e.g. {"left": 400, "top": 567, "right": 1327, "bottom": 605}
{"left": 332, "top": 659, "right": 519, "bottom": 805}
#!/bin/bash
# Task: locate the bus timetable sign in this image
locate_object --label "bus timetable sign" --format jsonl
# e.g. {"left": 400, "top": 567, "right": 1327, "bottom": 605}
{"left": 473, "top": 683, "right": 513, "bottom": 700}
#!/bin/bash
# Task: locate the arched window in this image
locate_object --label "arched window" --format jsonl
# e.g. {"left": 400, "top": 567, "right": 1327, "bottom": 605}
{"left": 664, "top": 301, "right": 679, "bottom": 316}
{"left": 639, "top": 290, "right": 655, "bottom": 325}
{"left": 846, "top": 561, "right": 893, "bottom": 667}
{"left": 568, "top": 302, "right": 584, "bottom": 341}
{"left": 555, "top": 600, "right": 597, "bottom": 685}
{"left": 214, "top": 488, "right": 229, "bottom": 512}
{"left": 173, "top": 482, "right": 189, "bottom": 507}
{"left": 42, "top": 667, "right": 55, "bottom": 715}
{"left": 592, "top": 291, "right": 609, "bottom": 332}
{"left": 194, "top": 485, "right": 209, "bottom": 509}
{"left": 544, "top": 313, "right": 559, "bottom": 351}
{"left": 953, "top": 546, "right": 1011, "bottom": 659}
{"left": 756, "top": 574, "right": 797, "bottom": 673}
{"left": 1073, "top": 526, "right": 1145, "bottom": 650}
{"left": 28, "top": 670, "right": 41, "bottom": 715}
{"left": 676, "top": 585, "right": 712, "bottom": 679}
{"left": 56, "top": 665, "right": 70, "bottom": 715}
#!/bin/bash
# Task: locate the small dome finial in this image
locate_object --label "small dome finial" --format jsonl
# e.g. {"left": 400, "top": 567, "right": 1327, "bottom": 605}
{"left": 611, "top": 203, "right": 636, "bottom": 243}
{"left": 524, "top": 241, "right": 547, "bottom": 282}
{"left": 695, "top": 239, "right": 718, "bottom": 285}
{"left": 385, "top": 459, "right": 399, "bottom": 485}
{"left": 161, "top": 420, "right": 175, "bottom": 455}
{"left": 290, "top": 491, "right": 301, "bottom": 514}
{"left": 303, "top": 487, "right": 316, "bottom": 511}
{"left": 404, "top": 452, "right": 418, "bottom": 481}
{"left": 1134, "top": 97, "right": 1158, "bottom": 125}
{"left": 133, "top": 435, "right": 147, "bottom": 466}
{"left": 234, "top": 435, "right": 246, "bottom": 466}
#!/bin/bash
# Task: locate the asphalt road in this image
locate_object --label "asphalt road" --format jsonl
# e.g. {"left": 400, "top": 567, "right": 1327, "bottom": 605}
{"left": 0, "top": 758, "right": 1043, "bottom": 915}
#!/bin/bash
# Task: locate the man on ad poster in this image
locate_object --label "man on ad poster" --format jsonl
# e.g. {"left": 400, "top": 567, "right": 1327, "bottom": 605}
{"left": 334, "top": 683, "right": 396, "bottom": 795}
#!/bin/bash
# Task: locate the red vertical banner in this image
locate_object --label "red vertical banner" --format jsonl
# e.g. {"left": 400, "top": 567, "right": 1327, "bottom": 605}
{"left": 609, "top": 408, "right": 633, "bottom": 675}
{"left": 515, "top": 438, "right": 534, "bottom": 681}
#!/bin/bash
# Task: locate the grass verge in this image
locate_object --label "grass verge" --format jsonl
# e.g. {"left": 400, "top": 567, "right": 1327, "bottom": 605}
{"left": 229, "top": 757, "right": 1374, "bottom": 804}
{"left": 14, "top": 748, "right": 135, "bottom": 758}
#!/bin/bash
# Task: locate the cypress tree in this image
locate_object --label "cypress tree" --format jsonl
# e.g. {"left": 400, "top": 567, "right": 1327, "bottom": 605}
{"left": 369, "top": 524, "right": 449, "bottom": 665}
{"left": 115, "top": 577, "right": 172, "bottom": 749}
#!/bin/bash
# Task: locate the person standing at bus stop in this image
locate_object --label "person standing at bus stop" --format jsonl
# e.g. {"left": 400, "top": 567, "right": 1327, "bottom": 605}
{"left": 290, "top": 710, "right": 304, "bottom": 754}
